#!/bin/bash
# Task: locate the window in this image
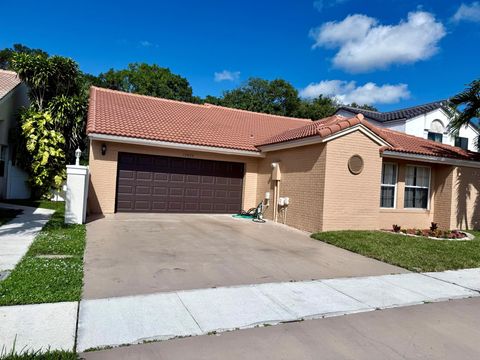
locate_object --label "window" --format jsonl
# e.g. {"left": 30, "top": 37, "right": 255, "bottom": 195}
{"left": 0, "top": 146, "right": 6, "bottom": 177}
{"left": 380, "top": 163, "right": 397, "bottom": 208}
{"left": 428, "top": 131, "right": 443, "bottom": 143}
{"left": 404, "top": 166, "right": 430, "bottom": 209}
{"left": 455, "top": 136, "right": 469, "bottom": 150}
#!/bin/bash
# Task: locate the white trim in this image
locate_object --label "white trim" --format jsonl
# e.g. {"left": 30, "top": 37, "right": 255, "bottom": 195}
{"left": 380, "top": 162, "right": 398, "bottom": 209}
{"left": 88, "top": 133, "right": 265, "bottom": 158}
{"left": 404, "top": 164, "right": 431, "bottom": 210}
{"left": 381, "top": 150, "right": 480, "bottom": 169}
{"left": 258, "top": 124, "right": 391, "bottom": 152}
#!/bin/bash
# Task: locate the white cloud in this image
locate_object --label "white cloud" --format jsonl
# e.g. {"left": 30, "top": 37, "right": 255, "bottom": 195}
{"left": 214, "top": 70, "right": 241, "bottom": 82}
{"left": 139, "top": 40, "right": 158, "bottom": 48}
{"left": 313, "top": 0, "right": 348, "bottom": 12}
{"left": 453, "top": 2, "right": 480, "bottom": 22}
{"left": 310, "top": 11, "right": 446, "bottom": 73}
{"left": 299, "top": 80, "right": 410, "bottom": 105}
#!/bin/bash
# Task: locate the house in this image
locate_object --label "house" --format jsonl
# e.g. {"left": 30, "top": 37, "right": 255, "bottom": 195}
{"left": 336, "top": 101, "right": 479, "bottom": 152}
{"left": 86, "top": 87, "right": 480, "bottom": 232}
{"left": 0, "top": 70, "right": 30, "bottom": 200}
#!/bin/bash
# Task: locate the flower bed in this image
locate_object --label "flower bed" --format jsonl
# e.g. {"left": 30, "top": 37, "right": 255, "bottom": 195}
{"left": 385, "top": 223, "right": 470, "bottom": 240}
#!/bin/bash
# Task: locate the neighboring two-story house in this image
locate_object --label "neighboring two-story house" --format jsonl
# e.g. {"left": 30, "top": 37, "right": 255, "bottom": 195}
{"left": 336, "top": 100, "right": 479, "bottom": 152}
{"left": 0, "top": 70, "right": 30, "bottom": 199}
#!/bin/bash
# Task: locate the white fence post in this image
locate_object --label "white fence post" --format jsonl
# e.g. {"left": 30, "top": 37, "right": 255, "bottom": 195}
{"left": 65, "top": 165, "right": 89, "bottom": 224}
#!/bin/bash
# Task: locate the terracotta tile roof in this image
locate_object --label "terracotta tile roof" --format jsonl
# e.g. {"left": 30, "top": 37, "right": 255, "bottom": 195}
{"left": 259, "top": 114, "right": 480, "bottom": 161}
{"left": 373, "top": 126, "right": 480, "bottom": 161}
{"left": 87, "top": 87, "right": 311, "bottom": 152}
{"left": 257, "top": 115, "right": 363, "bottom": 146}
{"left": 0, "top": 70, "right": 21, "bottom": 100}
{"left": 87, "top": 87, "right": 480, "bottom": 162}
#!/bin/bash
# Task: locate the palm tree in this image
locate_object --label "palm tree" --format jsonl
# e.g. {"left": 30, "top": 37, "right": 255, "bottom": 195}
{"left": 448, "top": 80, "right": 480, "bottom": 150}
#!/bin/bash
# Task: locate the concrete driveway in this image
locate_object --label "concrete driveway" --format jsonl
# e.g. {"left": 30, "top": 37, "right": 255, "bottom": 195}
{"left": 83, "top": 214, "right": 406, "bottom": 299}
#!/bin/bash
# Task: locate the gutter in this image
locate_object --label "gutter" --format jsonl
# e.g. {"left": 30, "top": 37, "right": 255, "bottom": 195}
{"left": 381, "top": 150, "right": 480, "bottom": 169}
{"left": 88, "top": 133, "right": 265, "bottom": 158}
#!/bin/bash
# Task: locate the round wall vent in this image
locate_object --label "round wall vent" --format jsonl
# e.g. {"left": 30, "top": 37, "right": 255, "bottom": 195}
{"left": 348, "top": 155, "right": 364, "bottom": 175}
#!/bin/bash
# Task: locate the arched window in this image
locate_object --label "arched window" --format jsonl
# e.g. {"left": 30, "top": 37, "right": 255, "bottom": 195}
{"left": 428, "top": 119, "right": 444, "bottom": 143}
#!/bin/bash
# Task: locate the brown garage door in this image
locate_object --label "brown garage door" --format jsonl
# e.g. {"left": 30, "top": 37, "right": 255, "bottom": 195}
{"left": 116, "top": 153, "right": 244, "bottom": 213}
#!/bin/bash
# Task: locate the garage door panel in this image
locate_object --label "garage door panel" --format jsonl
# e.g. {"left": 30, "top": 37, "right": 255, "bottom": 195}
{"left": 168, "top": 201, "right": 184, "bottom": 211}
{"left": 229, "top": 190, "right": 242, "bottom": 199}
{"left": 118, "top": 170, "right": 135, "bottom": 179}
{"left": 153, "top": 187, "right": 168, "bottom": 196}
{"left": 201, "top": 176, "right": 215, "bottom": 185}
{"left": 117, "top": 185, "right": 134, "bottom": 194}
{"left": 215, "top": 177, "right": 228, "bottom": 185}
{"left": 214, "top": 203, "right": 227, "bottom": 212}
{"left": 152, "top": 201, "right": 167, "bottom": 211}
{"left": 170, "top": 174, "right": 185, "bottom": 182}
{"left": 185, "top": 188, "right": 200, "bottom": 197}
{"left": 135, "top": 186, "right": 152, "bottom": 195}
{"left": 136, "top": 171, "right": 152, "bottom": 180}
{"left": 134, "top": 200, "right": 150, "bottom": 211}
{"left": 215, "top": 190, "right": 227, "bottom": 199}
{"left": 154, "top": 173, "right": 169, "bottom": 182}
{"left": 186, "top": 175, "right": 200, "bottom": 184}
{"left": 116, "top": 153, "right": 244, "bottom": 213}
{"left": 117, "top": 200, "right": 133, "bottom": 210}
{"left": 169, "top": 187, "right": 185, "bottom": 197}
{"left": 230, "top": 178, "right": 243, "bottom": 186}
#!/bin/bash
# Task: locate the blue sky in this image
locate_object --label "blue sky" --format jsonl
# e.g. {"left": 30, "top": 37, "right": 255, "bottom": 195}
{"left": 2, "top": 0, "right": 480, "bottom": 110}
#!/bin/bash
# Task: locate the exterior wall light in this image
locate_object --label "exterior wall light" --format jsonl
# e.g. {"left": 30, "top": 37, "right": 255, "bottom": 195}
{"left": 101, "top": 143, "right": 107, "bottom": 156}
{"left": 75, "top": 148, "right": 82, "bottom": 166}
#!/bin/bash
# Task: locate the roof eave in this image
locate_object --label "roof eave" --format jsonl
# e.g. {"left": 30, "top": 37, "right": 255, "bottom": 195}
{"left": 381, "top": 150, "right": 480, "bottom": 168}
{"left": 88, "top": 133, "right": 265, "bottom": 158}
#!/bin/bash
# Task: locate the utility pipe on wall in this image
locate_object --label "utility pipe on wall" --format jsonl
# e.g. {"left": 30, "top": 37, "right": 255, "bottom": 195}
{"left": 271, "top": 162, "right": 281, "bottom": 222}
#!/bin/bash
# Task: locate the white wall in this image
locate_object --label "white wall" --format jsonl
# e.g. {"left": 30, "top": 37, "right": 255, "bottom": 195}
{"left": 402, "top": 108, "right": 478, "bottom": 151}
{"left": 0, "top": 83, "right": 30, "bottom": 199}
{"left": 6, "top": 160, "right": 30, "bottom": 199}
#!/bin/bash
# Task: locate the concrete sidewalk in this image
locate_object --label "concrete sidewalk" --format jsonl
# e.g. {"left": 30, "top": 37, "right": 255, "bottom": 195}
{"left": 77, "top": 269, "right": 480, "bottom": 351}
{"left": 81, "top": 297, "right": 480, "bottom": 360}
{"left": 0, "top": 203, "right": 55, "bottom": 272}
{"left": 0, "top": 302, "right": 78, "bottom": 354}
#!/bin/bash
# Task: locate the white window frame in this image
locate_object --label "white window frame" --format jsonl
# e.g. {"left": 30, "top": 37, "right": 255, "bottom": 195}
{"left": 380, "top": 162, "right": 397, "bottom": 209}
{"left": 404, "top": 165, "right": 431, "bottom": 210}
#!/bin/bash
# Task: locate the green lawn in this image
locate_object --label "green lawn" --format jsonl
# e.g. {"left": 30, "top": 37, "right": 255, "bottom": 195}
{"left": 0, "top": 350, "right": 77, "bottom": 360}
{"left": 0, "top": 208, "right": 22, "bottom": 226}
{"left": 311, "top": 230, "right": 480, "bottom": 272}
{"left": 0, "top": 201, "right": 86, "bottom": 305}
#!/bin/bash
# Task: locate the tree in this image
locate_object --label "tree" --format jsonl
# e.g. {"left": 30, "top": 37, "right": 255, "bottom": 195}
{"left": 96, "top": 63, "right": 194, "bottom": 102}
{"left": 220, "top": 78, "right": 300, "bottom": 117}
{"left": 348, "top": 103, "right": 378, "bottom": 112}
{"left": 20, "top": 111, "right": 66, "bottom": 194}
{"left": 296, "top": 95, "right": 338, "bottom": 120}
{"left": 448, "top": 80, "right": 480, "bottom": 149}
{"left": 12, "top": 53, "right": 82, "bottom": 110}
{"left": 0, "top": 43, "right": 48, "bottom": 70}
{"left": 10, "top": 52, "right": 88, "bottom": 196}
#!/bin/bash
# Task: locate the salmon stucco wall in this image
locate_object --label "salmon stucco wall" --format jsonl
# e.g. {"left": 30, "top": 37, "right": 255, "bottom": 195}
{"left": 88, "top": 140, "right": 259, "bottom": 214}
{"left": 256, "top": 143, "right": 327, "bottom": 232}
{"left": 322, "top": 130, "right": 383, "bottom": 231}
{"left": 451, "top": 166, "right": 480, "bottom": 230}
